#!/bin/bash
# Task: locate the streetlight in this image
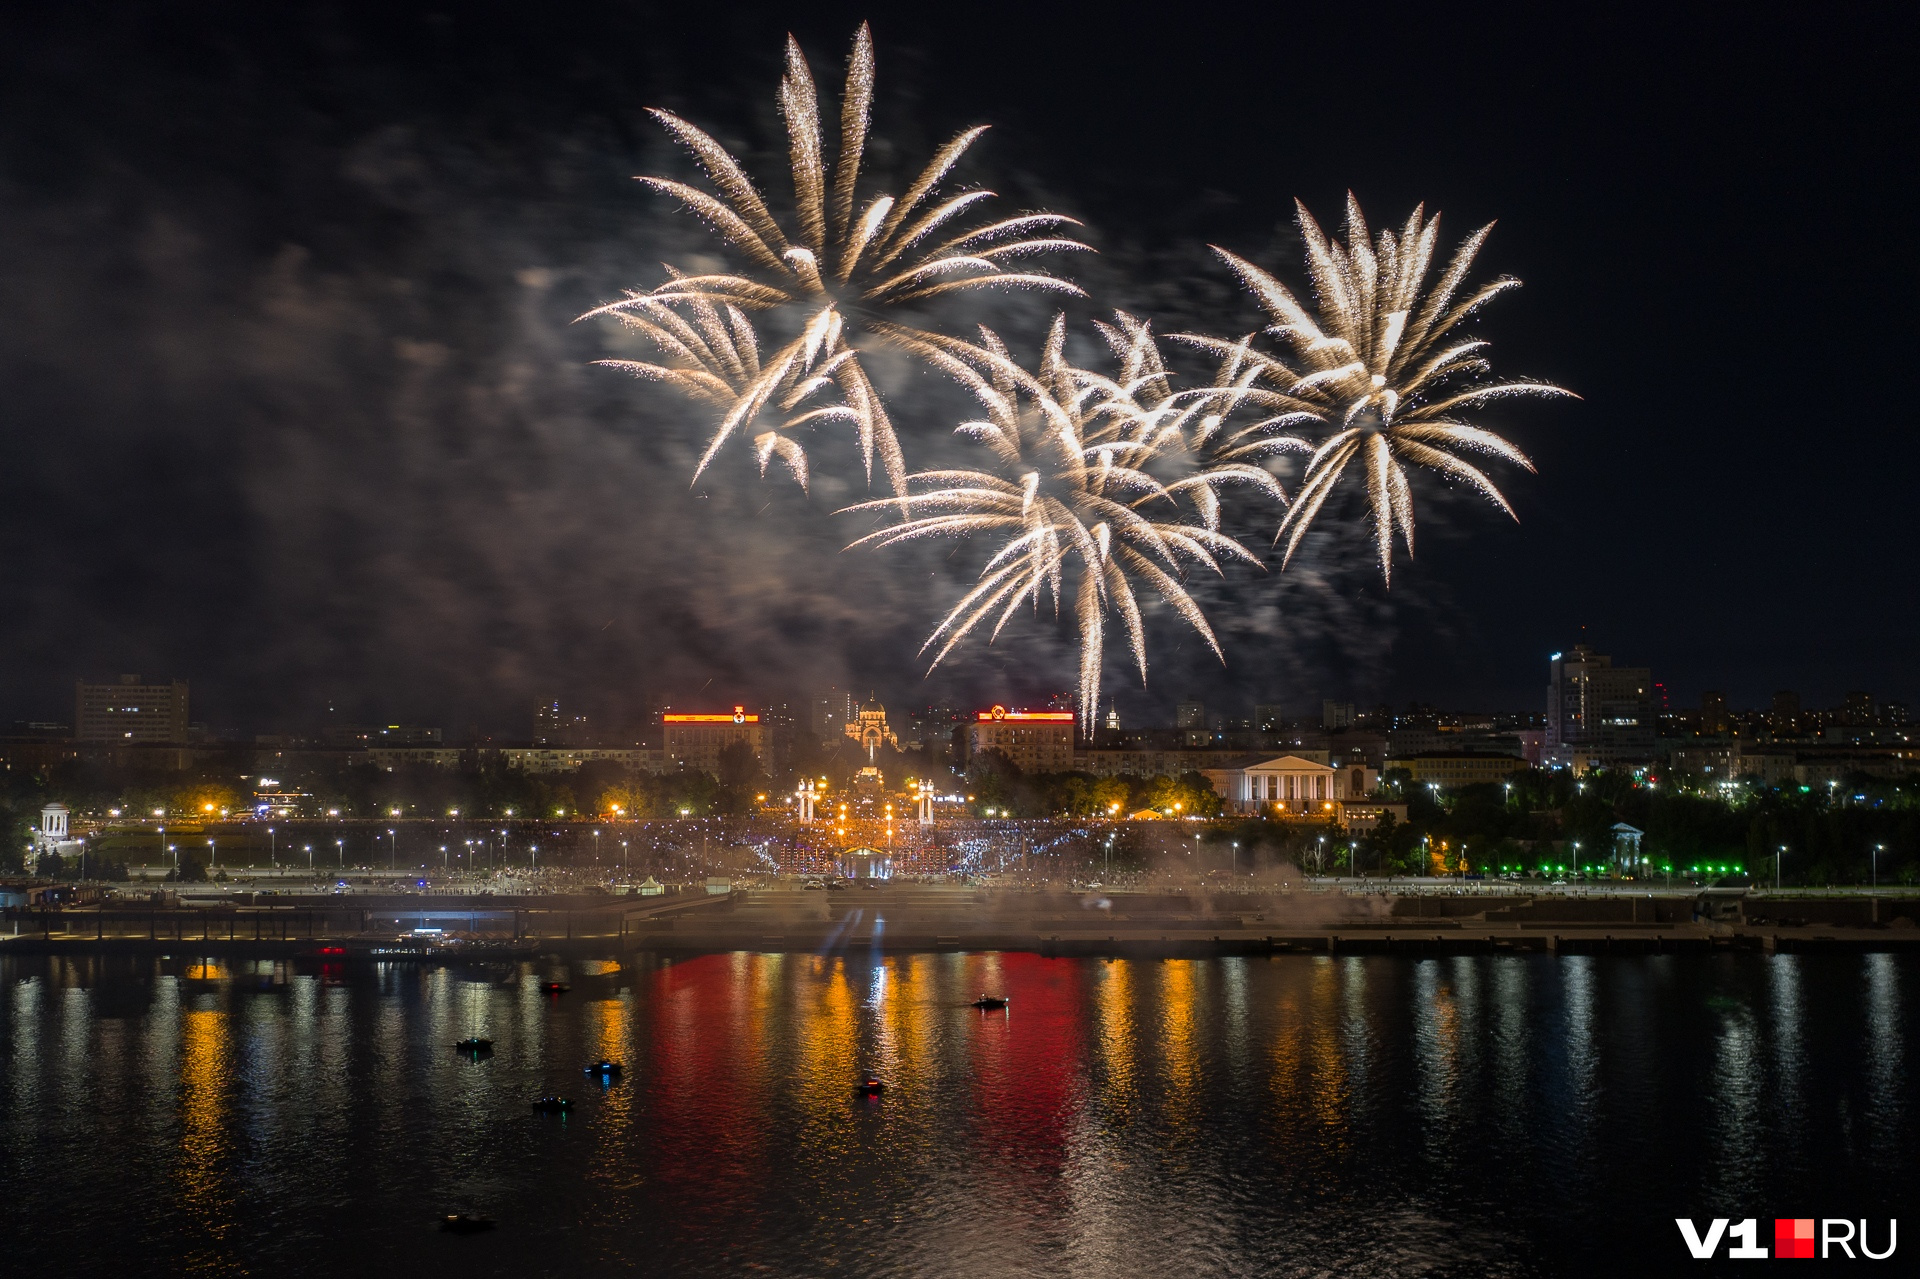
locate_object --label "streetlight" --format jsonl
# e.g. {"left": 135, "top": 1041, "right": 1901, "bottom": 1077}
{"left": 1777, "top": 844, "right": 1786, "bottom": 891}
{"left": 335, "top": 838, "right": 344, "bottom": 871}
{"left": 207, "top": 838, "right": 216, "bottom": 871}
{"left": 388, "top": 829, "right": 397, "bottom": 871}
{"left": 621, "top": 839, "right": 629, "bottom": 881}
{"left": 304, "top": 844, "right": 313, "bottom": 872}
{"left": 593, "top": 829, "right": 601, "bottom": 863}
{"left": 1874, "top": 843, "right": 1885, "bottom": 889}
{"left": 268, "top": 826, "right": 276, "bottom": 868}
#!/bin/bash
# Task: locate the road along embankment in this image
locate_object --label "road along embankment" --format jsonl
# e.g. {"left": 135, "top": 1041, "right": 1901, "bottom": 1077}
{"left": 6, "top": 887, "right": 1918, "bottom": 959}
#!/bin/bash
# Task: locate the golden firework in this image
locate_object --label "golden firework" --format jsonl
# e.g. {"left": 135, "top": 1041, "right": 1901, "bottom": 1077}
{"left": 589, "top": 24, "right": 1088, "bottom": 495}
{"left": 1194, "top": 196, "right": 1574, "bottom": 582}
{"left": 844, "top": 316, "right": 1267, "bottom": 730}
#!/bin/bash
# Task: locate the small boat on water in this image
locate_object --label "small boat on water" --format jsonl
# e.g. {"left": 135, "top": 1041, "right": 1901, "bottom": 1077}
{"left": 853, "top": 1077, "right": 885, "bottom": 1097}
{"left": 530, "top": 1096, "right": 574, "bottom": 1114}
{"left": 539, "top": 981, "right": 571, "bottom": 995}
{"left": 440, "top": 1214, "right": 495, "bottom": 1235}
{"left": 583, "top": 1060, "right": 622, "bottom": 1077}
{"left": 454, "top": 1038, "right": 494, "bottom": 1053}
{"left": 971, "top": 995, "right": 1010, "bottom": 1010}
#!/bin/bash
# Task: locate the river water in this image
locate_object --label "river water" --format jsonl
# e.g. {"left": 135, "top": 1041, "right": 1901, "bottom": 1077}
{"left": 2, "top": 950, "right": 1912, "bottom": 1276}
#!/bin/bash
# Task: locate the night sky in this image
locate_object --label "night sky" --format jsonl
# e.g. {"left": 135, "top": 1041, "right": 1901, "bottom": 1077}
{"left": 1, "top": 1, "right": 1913, "bottom": 735}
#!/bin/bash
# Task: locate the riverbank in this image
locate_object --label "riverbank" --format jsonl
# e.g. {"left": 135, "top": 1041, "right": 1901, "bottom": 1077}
{"left": 6, "top": 883, "right": 1918, "bottom": 958}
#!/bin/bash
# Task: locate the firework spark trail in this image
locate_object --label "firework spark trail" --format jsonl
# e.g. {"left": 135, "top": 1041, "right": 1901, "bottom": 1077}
{"left": 843, "top": 316, "right": 1276, "bottom": 731}
{"left": 1191, "top": 196, "right": 1575, "bottom": 583}
{"left": 586, "top": 24, "right": 1089, "bottom": 496}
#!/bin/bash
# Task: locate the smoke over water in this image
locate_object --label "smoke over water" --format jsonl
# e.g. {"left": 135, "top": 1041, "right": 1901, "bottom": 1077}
{"left": 0, "top": 7, "right": 1455, "bottom": 734}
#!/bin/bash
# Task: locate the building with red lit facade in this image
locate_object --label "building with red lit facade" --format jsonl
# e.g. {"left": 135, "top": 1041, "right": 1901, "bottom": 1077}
{"left": 662, "top": 706, "right": 767, "bottom": 772}
{"left": 964, "top": 706, "right": 1075, "bottom": 774}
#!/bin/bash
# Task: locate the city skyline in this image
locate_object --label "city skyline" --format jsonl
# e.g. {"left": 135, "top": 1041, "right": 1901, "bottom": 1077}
{"left": 18, "top": 655, "right": 1915, "bottom": 747}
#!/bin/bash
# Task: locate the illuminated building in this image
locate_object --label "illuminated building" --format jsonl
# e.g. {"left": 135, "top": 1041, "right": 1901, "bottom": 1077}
{"left": 1200, "top": 754, "right": 1377, "bottom": 815}
{"left": 34, "top": 803, "right": 84, "bottom": 858}
{"left": 965, "top": 706, "right": 1074, "bottom": 774}
{"left": 74, "top": 675, "right": 188, "bottom": 743}
{"left": 844, "top": 697, "right": 899, "bottom": 760}
{"left": 1544, "top": 645, "right": 1653, "bottom": 769}
{"left": 837, "top": 846, "right": 893, "bottom": 879}
{"left": 662, "top": 706, "right": 766, "bottom": 772}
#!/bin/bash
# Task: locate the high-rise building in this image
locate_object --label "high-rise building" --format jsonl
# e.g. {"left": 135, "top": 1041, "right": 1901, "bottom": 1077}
{"left": 662, "top": 706, "right": 767, "bottom": 773}
{"left": 1700, "top": 690, "right": 1729, "bottom": 735}
{"left": 1544, "top": 646, "right": 1653, "bottom": 768}
{"left": 1175, "top": 699, "right": 1207, "bottom": 730}
{"left": 965, "top": 706, "right": 1074, "bottom": 774}
{"left": 533, "top": 700, "right": 590, "bottom": 746}
{"left": 808, "top": 689, "right": 855, "bottom": 742}
{"left": 1254, "top": 704, "right": 1284, "bottom": 733}
{"left": 1842, "top": 691, "right": 1876, "bottom": 726}
{"left": 1323, "top": 700, "right": 1356, "bottom": 730}
{"left": 74, "top": 675, "right": 188, "bottom": 743}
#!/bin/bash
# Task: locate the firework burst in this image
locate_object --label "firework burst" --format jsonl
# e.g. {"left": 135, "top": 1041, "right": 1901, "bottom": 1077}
{"left": 1193, "top": 196, "right": 1574, "bottom": 583}
{"left": 843, "top": 316, "right": 1265, "bottom": 731}
{"left": 589, "top": 24, "right": 1088, "bottom": 496}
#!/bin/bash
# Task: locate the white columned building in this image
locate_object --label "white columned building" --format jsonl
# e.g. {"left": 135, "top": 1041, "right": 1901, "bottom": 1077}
{"left": 1200, "top": 756, "right": 1379, "bottom": 817}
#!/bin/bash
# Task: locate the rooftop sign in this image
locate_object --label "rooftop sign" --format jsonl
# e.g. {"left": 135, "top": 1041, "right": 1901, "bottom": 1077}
{"left": 663, "top": 705, "right": 759, "bottom": 724}
{"left": 977, "top": 705, "right": 1073, "bottom": 722}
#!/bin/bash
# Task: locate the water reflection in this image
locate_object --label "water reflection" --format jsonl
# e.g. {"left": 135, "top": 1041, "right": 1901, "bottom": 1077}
{"left": 1097, "top": 958, "right": 1137, "bottom": 1117}
{"left": 1412, "top": 960, "right": 1461, "bottom": 1164}
{"left": 177, "top": 1005, "right": 240, "bottom": 1271}
{"left": 1863, "top": 953, "right": 1904, "bottom": 1171}
{"left": 1707, "top": 961, "right": 1764, "bottom": 1204}
{"left": 1159, "top": 960, "right": 1200, "bottom": 1143}
{"left": 1769, "top": 955, "right": 1807, "bottom": 1152}
{"left": 1, "top": 952, "right": 1915, "bottom": 1278}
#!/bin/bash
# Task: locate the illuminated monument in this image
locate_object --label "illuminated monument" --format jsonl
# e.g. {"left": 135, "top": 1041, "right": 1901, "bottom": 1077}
{"left": 844, "top": 697, "right": 899, "bottom": 760}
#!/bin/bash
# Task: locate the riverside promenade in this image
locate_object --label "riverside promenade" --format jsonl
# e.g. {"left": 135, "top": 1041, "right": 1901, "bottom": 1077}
{"left": 6, "top": 881, "right": 1920, "bottom": 958}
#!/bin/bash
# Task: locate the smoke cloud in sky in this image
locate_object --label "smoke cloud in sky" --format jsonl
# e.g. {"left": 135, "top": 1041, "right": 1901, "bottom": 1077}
{"left": 0, "top": 4, "right": 1536, "bottom": 737}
